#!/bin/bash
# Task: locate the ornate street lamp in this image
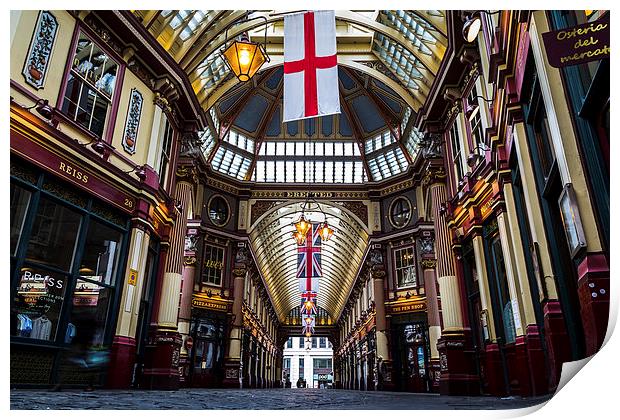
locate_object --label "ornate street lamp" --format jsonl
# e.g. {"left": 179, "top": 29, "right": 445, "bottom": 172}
{"left": 462, "top": 11, "right": 501, "bottom": 43}
{"left": 318, "top": 221, "right": 334, "bottom": 242}
{"left": 220, "top": 15, "right": 270, "bottom": 83}
{"left": 221, "top": 33, "right": 269, "bottom": 82}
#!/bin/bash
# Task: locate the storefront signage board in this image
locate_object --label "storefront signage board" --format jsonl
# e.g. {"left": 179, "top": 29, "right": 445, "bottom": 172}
{"left": 542, "top": 14, "right": 609, "bottom": 68}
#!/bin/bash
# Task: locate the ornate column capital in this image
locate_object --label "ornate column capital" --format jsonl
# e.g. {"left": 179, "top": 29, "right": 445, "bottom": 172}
{"left": 183, "top": 256, "right": 197, "bottom": 267}
{"left": 421, "top": 258, "right": 437, "bottom": 269}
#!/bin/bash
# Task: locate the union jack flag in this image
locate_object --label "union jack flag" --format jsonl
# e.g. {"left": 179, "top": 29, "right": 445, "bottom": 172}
{"left": 297, "top": 223, "right": 322, "bottom": 290}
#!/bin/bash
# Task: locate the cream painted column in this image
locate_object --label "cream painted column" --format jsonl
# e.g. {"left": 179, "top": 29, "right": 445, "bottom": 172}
{"left": 503, "top": 184, "right": 537, "bottom": 327}
{"left": 108, "top": 226, "right": 151, "bottom": 388}
{"left": 497, "top": 210, "right": 525, "bottom": 337}
{"left": 430, "top": 182, "right": 463, "bottom": 332}
{"left": 512, "top": 123, "right": 558, "bottom": 299}
{"left": 471, "top": 234, "right": 497, "bottom": 341}
{"left": 115, "top": 227, "right": 151, "bottom": 338}
{"left": 156, "top": 181, "right": 193, "bottom": 329}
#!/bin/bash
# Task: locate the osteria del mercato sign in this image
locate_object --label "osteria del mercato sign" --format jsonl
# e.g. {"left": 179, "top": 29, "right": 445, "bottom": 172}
{"left": 542, "top": 13, "right": 609, "bottom": 68}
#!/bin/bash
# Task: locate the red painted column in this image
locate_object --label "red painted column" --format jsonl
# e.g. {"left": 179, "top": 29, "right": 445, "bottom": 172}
{"left": 577, "top": 253, "right": 609, "bottom": 356}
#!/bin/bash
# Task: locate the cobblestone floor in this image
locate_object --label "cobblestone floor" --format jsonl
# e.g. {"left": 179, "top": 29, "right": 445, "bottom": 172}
{"left": 10, "top": 388, "right": 552, "bottom": 410}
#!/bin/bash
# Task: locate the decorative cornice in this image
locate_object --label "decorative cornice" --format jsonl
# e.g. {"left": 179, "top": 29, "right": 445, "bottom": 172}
{"left": 183, "top": 256, "right": 197, "bottom": 266}
{"left": 379, "top": 179, "right": 414, "bottom": 197}
{"left": 207, "top": 177, "right": 239, "bottom": 195}
{"left": 176, "top": 165, "right": 199, "bottom": 184}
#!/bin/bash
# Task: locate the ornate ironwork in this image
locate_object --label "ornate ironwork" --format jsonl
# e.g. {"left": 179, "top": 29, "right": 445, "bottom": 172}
{"left": 250, "top": 200, "right": 280, "bottom": 226}
{"left": 10, "top": 161, "right": 39, "bottom": 185}
{"left": 42, "top": 178, "right": 88, "bottom": 208}
{"left": 91, "top": 200, "right": 128, "bottom": 227}
{"left": 338, "top": 201, "right": 368, "bottom": 226}
{"left": 22, "top": 11, "right": 58, "bottom": 89}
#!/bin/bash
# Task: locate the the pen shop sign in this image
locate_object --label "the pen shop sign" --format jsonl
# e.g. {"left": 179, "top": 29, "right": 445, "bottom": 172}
{"left": 542, "top": 14, "right": 609, "bottom": 68}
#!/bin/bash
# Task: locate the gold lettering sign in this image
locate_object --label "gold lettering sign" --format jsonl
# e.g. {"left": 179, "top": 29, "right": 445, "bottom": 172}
{"left": 191, "top": 297, "right": 228, "bottom": 312}
{"left": 542, "top": 14, "right": 610, "bottom": 68}
{"left": 204, "top": 259, "right": 224, "bottom": 270}
{"left": 59, "top": 161, "right": 88, "bottom": 183}
{"left": 390, "top": 301, "right": 427, "bottom": 314}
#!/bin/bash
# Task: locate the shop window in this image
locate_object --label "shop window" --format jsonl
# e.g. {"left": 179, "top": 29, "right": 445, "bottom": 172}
{"left": 299, "top": 337, "right": 305, "bottom": 348}
{"left": 60, "top": 32, "right": 119, "bottom": 137}
{"left": 66, "top": 280, "right": 113, "bottom": 347}
{"left": 319, "top": 337, "right": 326, "bottom": 348}
{"left": 313, "top": 358, "right": 332, "bottom": 369}
{"left": 312, "top": 337, "right": 317, "bottom": 348}
{"left": 13, "top": 266, "right": 69, "bottom": 342}
{"left": 286, "top": 337, "right": 293, "bottom": 348}
{"left": 394, "top": 246, "right": 417, "bottom": 288}
{"left": 157, "top": 116, "right": 174, "bottom": 187}
{"left": 485, "top": 223, "right": 517, "bottom": 345}
{"left": 532, "top": 110, "right": 556, "bottom": 181}
{"left": 299, "top": 357, "right": 305, "bottom": 379}
{"left": 201, "top": 244, "right": 225, "bottom": 287}
{"left": 10, "top": 184, "right": 32, "bottom": 256}
{"left": 24, "top": 196, "right": 81, "bottom": 272}
{"left": 284, "top": 358, "right": 291, "bottom": 369}
{"left": 78, "top": 219, "right": 122, "bottom": 286}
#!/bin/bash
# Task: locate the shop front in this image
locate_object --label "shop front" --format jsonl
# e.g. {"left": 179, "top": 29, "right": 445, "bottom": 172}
{"left": 388, "top": 299, "right": 431, "bottom": 393}
{"left": 10, "top": 156, "right": 131, "bottom": 387}
{"left": 187, "top": 295, "right": 230, "bottom": 387}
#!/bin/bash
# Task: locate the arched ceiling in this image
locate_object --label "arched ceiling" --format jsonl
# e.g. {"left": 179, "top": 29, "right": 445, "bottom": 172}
{"left": 248, "top": 201, "right": 369, "bottom": 321}
{"left": 131, "top": 10, "right": 447, "bottom": 113}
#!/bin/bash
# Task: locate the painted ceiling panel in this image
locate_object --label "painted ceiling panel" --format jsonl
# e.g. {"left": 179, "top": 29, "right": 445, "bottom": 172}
{"left": 350, "top": 95, "right": 384, "bottom": 133}
{"left": 235, "top": 94, "right": 269, "bottom": 133}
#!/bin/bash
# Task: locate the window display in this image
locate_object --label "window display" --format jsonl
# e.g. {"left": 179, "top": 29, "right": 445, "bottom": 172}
{"left": 10, "top": 184, "right": 31, "bottom": 255}
{"left": 394, "top": 246, "right": 417, "bottom": 288}
{"left": 61, "top": 32, "right": 119, "bottom": 137}
{"left": 13, "top": 267, "right": 68, "bottom": 342}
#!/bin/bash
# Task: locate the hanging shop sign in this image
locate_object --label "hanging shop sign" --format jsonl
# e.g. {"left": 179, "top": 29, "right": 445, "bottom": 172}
{"left": 191, "top": 294, "right": 230, "bottom": 312}
{"left": 10, "top": 130, "right": 137, "bottom": 213}
{"left": 542, "top": 14, "right": 609, "bottom": 68}
{"left": 386, "top": 298, "right": 427, "bottom": 314}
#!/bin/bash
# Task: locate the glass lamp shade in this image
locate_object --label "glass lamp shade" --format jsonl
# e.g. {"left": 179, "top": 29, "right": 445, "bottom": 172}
{"left": 305, "top": 331, "right": 312, "bottom": 337}
{"left": 304, "top": 300, "right": 314, "bottom": 311}
{"left": 292, "top": 231, "right": 306, "bottom": 246}
{"left": 304, "top": 316, "right": 313, "bottom": 325}
{"left": 221, "top": 38, "right": 268, "bottom": 82}
{"left": 462, "top": 14, "right": 482, "bottom": 43}
{"left": 294, "top": 214, "right": 312, "bottom": 237}
{"left": 318, "top": 222, "right": 334, "bottom": 241}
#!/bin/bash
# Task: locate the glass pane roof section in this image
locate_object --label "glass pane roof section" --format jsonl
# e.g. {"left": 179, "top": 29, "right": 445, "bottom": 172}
{"left": 252, "top": 140, "right": 368, "bottom": 184}
{"left": 364, "top": 131, "right": 409, "bottom": 181}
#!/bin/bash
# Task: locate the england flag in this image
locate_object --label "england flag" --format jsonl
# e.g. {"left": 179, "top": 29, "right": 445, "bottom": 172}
{"left": 283, "top": 10, "right": 340, "bottom": 122}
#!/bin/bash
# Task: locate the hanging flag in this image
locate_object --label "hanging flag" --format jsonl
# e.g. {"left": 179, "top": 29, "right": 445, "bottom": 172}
{"left": 297, "top": 223, "right": 321, "bottom": 292}
{"left": 283, "top": 10, "right": 340, "bottom": 122}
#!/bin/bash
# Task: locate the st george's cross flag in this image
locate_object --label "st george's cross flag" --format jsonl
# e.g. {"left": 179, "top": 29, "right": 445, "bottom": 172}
{"left": 283, "top": 10, "right": 340, "bottom": 122}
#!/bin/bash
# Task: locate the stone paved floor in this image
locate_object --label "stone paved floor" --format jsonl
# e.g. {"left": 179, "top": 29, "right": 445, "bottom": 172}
{"left": 10, "top": 388, "right": 552, "bottom": 410}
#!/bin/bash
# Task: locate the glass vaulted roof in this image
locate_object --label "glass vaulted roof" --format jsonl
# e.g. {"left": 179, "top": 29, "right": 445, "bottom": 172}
{"left": 130, "top": 10, "right": 448, "bottom": 322}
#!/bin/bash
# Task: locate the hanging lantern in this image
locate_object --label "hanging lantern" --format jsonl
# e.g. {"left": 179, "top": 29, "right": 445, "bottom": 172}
{"left": 304, "top": 315, "right": 314, "bottom": 325}
{"left": 221, "top": 33, "right": 269, "bottom": 82}
{"left": 294, "top": 214, "right": 312, "bottom": 238}
{"left": 305, "top": 331, "right": 312, "bottom": 337}
{"left": 292, "top": 230, "right": 306, "bottom": 245}
{"left": 318, "top": 221, "right": 334, "bottom": 242}
{"left": 304, "top": 299, "right": 314, "bottom": 312}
